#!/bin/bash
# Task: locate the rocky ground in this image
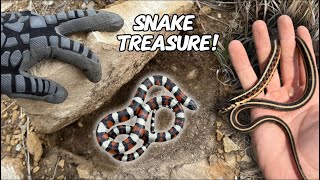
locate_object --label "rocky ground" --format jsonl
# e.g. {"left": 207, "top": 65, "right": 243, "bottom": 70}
{"left": 1, "top": 0, "right": 261, "bottom": 179}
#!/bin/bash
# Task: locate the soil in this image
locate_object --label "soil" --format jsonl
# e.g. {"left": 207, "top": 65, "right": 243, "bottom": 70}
{"left": 1, "top": 0, "right": 261, "bottom": 179}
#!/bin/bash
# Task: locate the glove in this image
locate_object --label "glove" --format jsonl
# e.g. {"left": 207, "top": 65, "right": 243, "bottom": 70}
{"left": 1, "top": 9, "right": 124, "bottom": 103}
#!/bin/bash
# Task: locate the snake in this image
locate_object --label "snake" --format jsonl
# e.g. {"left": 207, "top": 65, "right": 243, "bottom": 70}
{"left": 220, "top": 37, "right": 317, "bottom": 180}
{"left": 96, "top": 75, "right": 198, "bottom": 162}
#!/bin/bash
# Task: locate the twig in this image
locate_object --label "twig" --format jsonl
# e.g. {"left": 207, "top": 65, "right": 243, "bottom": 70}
{"left": 20, "top": 108, "right": 32, "bottom": 180}
{"left": 52, "top": 156, "right": 61, "bottom": 180}
{"left": 1, "top": 101, "right": 15, "bottom": 114}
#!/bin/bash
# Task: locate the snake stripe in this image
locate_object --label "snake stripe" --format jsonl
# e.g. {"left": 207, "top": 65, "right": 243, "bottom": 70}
{"left": 221, "top": 37, "right": 317, "bottom": 180}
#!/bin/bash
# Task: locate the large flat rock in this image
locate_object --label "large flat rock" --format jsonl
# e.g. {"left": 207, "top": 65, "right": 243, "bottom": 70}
{"left": 16, "top": 1, "right": 194, "bottom": 134}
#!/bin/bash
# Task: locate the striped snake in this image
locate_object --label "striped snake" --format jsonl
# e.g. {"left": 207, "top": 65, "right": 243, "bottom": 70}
{"left": 220, "top": 37, "right": 317, "bottom": 180}
{"left": 96, "top": 75, "right": 198, "bottom": 162}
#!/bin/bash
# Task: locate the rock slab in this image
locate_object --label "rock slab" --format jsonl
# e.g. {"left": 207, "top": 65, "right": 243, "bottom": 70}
{"left": 16, "top": 0, "right": 194, "bottom": 134}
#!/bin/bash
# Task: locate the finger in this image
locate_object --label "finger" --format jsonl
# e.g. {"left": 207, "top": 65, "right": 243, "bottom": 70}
{"left": 229, "top": 40, "right": 260, "bottom": 91}
{"left": 1, "top": 73, "right": 67, "bottom": 103}
{"left": 252, "top": 20, "right": 281, "bottom": 91}
{"left": 48, "top": 36, "right": 101, "bottom": 83}
{"left": 296, "top": 26, "right": 319, "bottom": 87}
{"left": 55, "top": 10, "right": 124, "bottom": 35}
{"left": 278, "top": 15, "right": 299, "bottom": 87}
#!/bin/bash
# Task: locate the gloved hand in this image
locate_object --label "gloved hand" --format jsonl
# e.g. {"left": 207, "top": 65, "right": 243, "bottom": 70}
{"left": 1, "top": 9, "right": 124, "bottom": 103}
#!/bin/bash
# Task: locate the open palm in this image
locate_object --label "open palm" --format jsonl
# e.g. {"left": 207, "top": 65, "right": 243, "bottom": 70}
{"left": 228, "top": 15, "right": 319, "bottom": 179}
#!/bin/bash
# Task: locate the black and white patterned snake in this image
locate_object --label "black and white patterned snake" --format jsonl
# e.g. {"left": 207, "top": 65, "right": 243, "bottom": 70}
{"left": 96, "top": 75, "right": 198, "bottom": 162}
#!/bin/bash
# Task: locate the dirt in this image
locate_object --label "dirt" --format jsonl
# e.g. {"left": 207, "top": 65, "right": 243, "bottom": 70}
{"left": 1, "top": 1, "right": 261, "bottom": 179}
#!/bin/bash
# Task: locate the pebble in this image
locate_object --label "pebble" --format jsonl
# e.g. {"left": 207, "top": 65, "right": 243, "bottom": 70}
{"left": 81, "top": 2, "right": 87, "bottom": 9}
{"left": 240, "top": 155, "right": 252, "bottom": 163}
{"left": 186, "top": 69, "right": 197, "bottom": 80}
{"left": 236, "top": 155, "right": 241, "bottom": 162}
{"left": 87, "top": 1, "right": 95, "bottom": 9}
{"left": 216, "top": 129, "right": 223, "bottom": 141}
{"left": 58, "top": 159, "right": 65, "bottom": 168}
{"left": 15, "top": 144, "right": 21, "bottom": 151}
{"left": 217, "top": 148, "right": 223, "bottom": 154}
{"left": 235, "top": 169, "right": 240, "bottom": 176}
{"left": 208, "top": 154, "right": 218, "bottom": 165}
{"left": 77, "top": 121, "right": 83, "bottom": 128}
{"left": 6, "top": 145, "right": 12, "bottom": 152}
{"left": 2, "top": 112, "right": 9, "bottom": 120}
{"left": 223, "top": 136, "right": 240, "bottom": 153}
{"left": 13, "top": 129, "right": 21, "bottom": 135}
{"left": 12, "top": 105, "right": 19, "bottom": 110}
{"left": 26, "top": 132, "right": 43, "bottom": 163}
{"left": 11, "top": 110, "right": 20, "bottom": 122}
{"left": 33, "top": 166, "right": 40, "bottom": 174}
{"left": 171, "top": 66, "right": 177, "bottom": 72}
{"left": 42, "top": 0, "right": 54, "bottom": 6}
{"left": 224, "top": 153, "right": 237, "bottom": 168}
{"left": 10, "top": 139, "right": 16, "bottom": 146}
{"left": 5, "top": 135, "right": 12, "bottom": 145}
{"left": 17, "top": 154, "right": 24, "bottom": 159}
{"left": 199, "top": 5, "right": 212, "bottom": 15}
{"left": 216, "top": 121, "right": 222, "bottom": 128}
{"left": 217, "top": 13, "right": 222, "bottom": 18}
{"left": 57, "top": 175, "right": 64, "bottom": 180}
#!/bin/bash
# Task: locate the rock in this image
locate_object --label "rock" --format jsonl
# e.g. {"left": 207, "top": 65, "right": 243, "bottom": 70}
{"left": 58, "top": 159, "right": 65, "bottom": 168}
{"left": 16, "top": 0, "right": 194, "bottom": 134}
{"left": 1, "top": 157, "right": 25, "bottom": 179}
{"left": 12, "top": 110, "right": 20, "bottom": 122}
{"left": 216, "top": 129, "right": 223, "bottom": 141}
{"left": 2, "top": 112, "right": 9, "bottom": 120}
{"left": 57, "top": 175, "right": 65, "bottom": 180}
{"left": 199, "top": 5, "right": 212, "bottom": 16}
{"left": 240, "top": 155, "right": 252, "bottom": 163}
{"left": 5, "top": 134, "right": 12, "bottom": 145}
{"left": 77, "top": 163, "right": 92, "bottom": 179}
{"left": 13, "top": 129, "right": 21, "bottom": 135}
{"left": 77, "top": 121, "right": 83, "bottom": 128}
{"left": 209, "top": 154, "right": 218, "bottom": 165}
{"left": 1, "top": 2, "right": 13, "bottom": 12}
{"left": 170, "top": 160, "right": 212, "bottom": 179}
{"left": 87, "top": 1, "right": 95, "bottom": 9}
{"left": 217, "top": 13, "right": 222, "bottom": 18}
{"left": 12, "top": 105, "right": 19, "bottom": 110}
{"left": 217, "top": 148, "right": 223, "bottom": 154}
{"left": 186, "top": 69, "right": 197, "bottom": 80}
{"left": 236, "top": 155, "right": 241, "bottom": 162}
{"left": 6, "top": 145, "right": 12, "bottom": 152}
{"left": 216, "top": 121, "right": 222, "bottom": 128}
{"left": 26, "top": 132, "right": 43, "bottom": 163}
{"left": 223, "top": 136, "right": 239, "bottom": 153}
{"left": 223, "top": 153, "right": 237, "bottom": 168}
{"left": 33, "top": 166, "right": 40, "bottom": 174}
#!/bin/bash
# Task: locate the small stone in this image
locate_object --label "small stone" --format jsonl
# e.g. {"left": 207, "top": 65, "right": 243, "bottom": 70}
{"left": 209, "top": 154, "right": 218, "bottom": 165}
{"left": 26, "top": 132, "right": 43, "bottom": 163}
{"left": 13, "top": 130, "right": 21, "bottom": 135}
{"left": 57, "top": 175, "right": 64, "bottom": 180}
{"left": 171, "top": 66, "right": 177, "bottom": 72}
{"left": 77, "top": 121, "right": 83, "bottom": 128}
{"left": 2, "top": 112, "right": 9, "bottom": 120}
{"left": 17, "top": 154, "right": 24, "bottom": 159}
{"left": 11, "top": 110, "right": 20, "bottom": 122}
{"left": 10, "top": 139, "right": 16, "bottom": 146}
{"left": 33, "top": 166, "right": 40, "bottom": 174}
{"left": 236, "top": 155, "right": 241, "bottom": 162}
{"left": 235, "top": 169, "right": 240, "bottom": 176}
{"left": 186, "top": 70, "right": 197, "bottom": 80}
{"left": 87, "top": 1, "right": 95, "bottom": 9}
{"left": 5, "top": 135, "right": 12, "bottom": 145}
{"left": 81, "top": 2, "right": 87, "bottom": 9}
{"left": 217, "top": 148, "right": 223, "bottom": 154}
{"left": 12, "top": 105, "right": 19, "bottom": 110}
{"left": 216, "top": 121, "right": 222, "bottom": 128}
{"left": 1, "top": 156, "right": 25, "bottom": 179}
{"left": 15, "top": 144, "right": 21, "bottom": 152}
{"left": 77, "top": 164, "right": 91, "bottom": 179}
{"left": 58, "top": 159, "right": 65, "bottom": 168}
{"left": 217, "top": 13, "right": 222, "bottom": 18}
{"left": 223, "top": 136, "right": 239, "bottom": 153}
{"left": 216, "top": 129, "right": 223, "bottom": 141}
{"left": 224, "top": 153, "right": 237, "bottom": 168}
{"left": 6, "top": 146, "right": 12, "bottom": 152}
{"left": 240, "top": 155, "right": 252, "bottom": 163}
{"left": 199, "top": 5, "right": 211, "bottom": 15}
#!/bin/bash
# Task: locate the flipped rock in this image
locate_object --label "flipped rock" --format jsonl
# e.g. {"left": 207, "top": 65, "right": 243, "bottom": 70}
{"left": 16, "top": 0, "right": 194, "bottom": 134}
{"left": 223, "top": 136, "right": 239, "bottom": 153}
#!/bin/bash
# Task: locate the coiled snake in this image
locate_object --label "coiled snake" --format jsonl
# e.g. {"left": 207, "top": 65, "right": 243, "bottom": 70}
{"left": 96, "top": 75, "right": 198, "bottom": 162}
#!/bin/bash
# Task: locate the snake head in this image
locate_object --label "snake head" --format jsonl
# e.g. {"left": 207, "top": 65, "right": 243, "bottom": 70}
{"left": 219, "top": 100, "right": 236, "bottom": 114}
{"left": 187, "top": 99, "right": 198, "bottom": 110}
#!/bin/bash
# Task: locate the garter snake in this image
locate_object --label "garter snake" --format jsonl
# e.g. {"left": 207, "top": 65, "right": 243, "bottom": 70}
{"left": 220, "top": 36, "right": 317, "bottom": 180}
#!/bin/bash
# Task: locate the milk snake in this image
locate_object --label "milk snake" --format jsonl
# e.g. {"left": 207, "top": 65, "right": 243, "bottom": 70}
{"left": 96, "top": 75, "right": 197, "bottom": 162}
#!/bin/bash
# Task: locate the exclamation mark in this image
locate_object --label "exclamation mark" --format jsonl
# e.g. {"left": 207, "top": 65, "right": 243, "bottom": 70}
{"left": 211, "top": 34, "right": 220, "bottom": 51}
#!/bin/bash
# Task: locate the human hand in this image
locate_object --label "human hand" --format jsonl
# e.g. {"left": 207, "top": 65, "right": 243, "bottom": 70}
{"left": 1, "top": 9, "right": 124, "bottom": 103}
{"left": 228, "top": 15, "right": 319, "bottom": 179}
